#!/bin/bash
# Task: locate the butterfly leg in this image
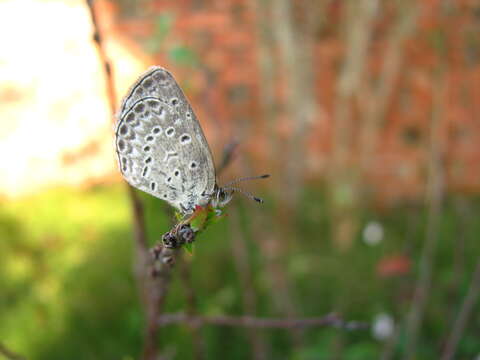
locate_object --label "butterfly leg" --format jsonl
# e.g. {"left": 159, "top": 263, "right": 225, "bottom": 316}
{"left": 162, "top": 223, "right": 196, "bottom": 249}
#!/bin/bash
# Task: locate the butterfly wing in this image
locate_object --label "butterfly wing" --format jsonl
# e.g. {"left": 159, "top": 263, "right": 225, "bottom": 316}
{"left": 115, "top": 66, "right": 216, "bottom": 213}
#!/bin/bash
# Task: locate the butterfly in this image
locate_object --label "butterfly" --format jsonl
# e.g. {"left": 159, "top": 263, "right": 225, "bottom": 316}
{"left": 114, "top": 66, "right": 268, "bottom": 216}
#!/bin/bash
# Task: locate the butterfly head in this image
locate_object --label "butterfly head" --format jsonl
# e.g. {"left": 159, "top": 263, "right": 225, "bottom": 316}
{"left": 211, "top": 186, "right": 234, "bottom": 208}
{"left": 209, "top": 174, "right": 270, "bottom": 209}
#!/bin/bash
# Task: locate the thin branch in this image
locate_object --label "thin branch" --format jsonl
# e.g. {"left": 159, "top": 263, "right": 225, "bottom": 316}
{"left": 216, "top": 139, "right": 239, "bottom": 176}
{"left": 443, "top": 197, "right": 469, "bottom": 339}
{"left": 250, "top": 209, "right": 304, "bottom": 342}
{"left": 85, "top": 2, "right": 173, "bottom": 359}
{"left": 379, "top": 325, "right": 401, "bottom": 360}
{"left": 85, "top": 0, "right": 116, "bottom": 116}
{"left": 178, "top": 255, "right": 206, "bottom": 360}
{"left": 273, "top": 0, "right": 317, "bottom": 209}
{"left": 0, "top": 343, "right": 26, "bottom": 360}
{"left": 329, "top": 0, "right": 378, "bottom": 249}
{"left": 403, "top": 71, "right": 446, "bottom": 360}
{"left": 359, "top": 0, "right": 417, "bottom": 171}
{"left": 230, "top": 208, "right": 268, "bottom": 360}
{"left": 251, "top": 0, "right": 278, "bottom": 160}
{"left": 441, "top": 258, "right": 480, "bottom": 360}
{"left": 158, "top": 313, "right": 369, "bottom": 330}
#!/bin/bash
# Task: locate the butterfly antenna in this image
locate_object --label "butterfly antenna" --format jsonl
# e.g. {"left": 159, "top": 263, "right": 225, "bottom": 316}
{"left": 223, "top": 174, "right": 270, "bottom": 187}
{"left": 223, "top": 187, "right": 265, "bottom": 204}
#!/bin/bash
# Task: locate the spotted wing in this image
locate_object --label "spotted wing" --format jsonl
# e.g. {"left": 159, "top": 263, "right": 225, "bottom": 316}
{"left": 115, "top": 66, "right": 216, "bottom": 213}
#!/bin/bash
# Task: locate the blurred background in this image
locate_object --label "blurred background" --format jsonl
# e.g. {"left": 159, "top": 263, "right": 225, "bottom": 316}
{"left": 1, "top": 0, "right": 480, "bottom": 359}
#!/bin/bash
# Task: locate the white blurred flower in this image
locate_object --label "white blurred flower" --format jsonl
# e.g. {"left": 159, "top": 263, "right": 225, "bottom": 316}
{"left": 372, "top": 313, "right": 394, "bottom": 341}
{"left": 363, "top": 221, "right": 384, "bottom": 246}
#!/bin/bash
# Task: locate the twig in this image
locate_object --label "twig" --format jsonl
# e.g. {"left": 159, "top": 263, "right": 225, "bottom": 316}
{"left": 230, "top": 208, "right": 268, "bottom": 360}
{"left": 85, "top": 2, "right": 174, "bottom": 359}
{"left": 250, "top": 209, "right": 304, "bottom": 343}
{"left": 272, "top": 0, "right": 317, "bottom": 209}
{"left": 251, "top": 0, "right": 319, "bottom": 351}
{"left": 0, "top": 343, "right": 25, "bottom": 360}
{"left": 329, "top": 0, "right": 378, "bottom": 249}
{"left": 216, "top": 139, "right": 239, "bottom": 175}
{"left": 441, "top": 258, "right": 480, "bottom": 360}
{"left": 359, "top": 0, "right": 417, "bottom": 171}
{"left": 85, "top": 0, "right": 116, "bottom": 116}
{"left": 158, "top": 313, "right": 369, "bottom": 330}
{"left": 444, "top": 197, "right": 469, "bottom": 334}
{"left": 178, "top": 255, "right": 206, "bottom": 360}
{"left": 251, "top": 0, "right": 278, "bottom": 160}
{"left": 379, "top": 324, "right": 401, "bottom": 360}
{"left": 402, "top": 70, "right": 446, "bottom": 360}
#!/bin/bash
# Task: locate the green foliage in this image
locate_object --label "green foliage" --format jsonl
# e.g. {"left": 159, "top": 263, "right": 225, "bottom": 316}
{"left": 2, "top": 187, "right": 480, "bottom": 359}
{"left": 168, "top": 45, "right": 199, "bottom": 67}
{"left": 142, "top": 12, "right": 199, "bottom": 68}
{"left": 176, "top": 206, "right": 225, "bottom": 254}
{"left": 188, "top": 205, "right": 224, "bottom": 232}
{"left": 144, "top": 13, "right": 175, "bottom": 53}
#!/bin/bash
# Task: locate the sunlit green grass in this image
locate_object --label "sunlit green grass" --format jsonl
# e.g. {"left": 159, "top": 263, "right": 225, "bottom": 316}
{"left": 0, "top": 186, "right": 137, "bottom": 359}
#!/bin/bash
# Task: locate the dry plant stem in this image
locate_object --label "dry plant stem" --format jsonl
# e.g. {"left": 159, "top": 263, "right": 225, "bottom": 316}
{"left": 444, "top": 197, "right": 469, "bottom": 329}
{"left": 252, "top": 213, "right": 299, "bottom": 310}
{"left": 85, "top": 0, "right": 116, "bottom": 116}
{"left": 236, "top": 0, "right": 305, "bottom": 349}
{"left": 272, "top": 0, "right": 316, "bottom": 209}
{"left": 251, "top": 0, "right": 278, "bottom": 159}
{"left": 329, "top": 0, "right": 378, "bottom": 249}
{"left": 85, "top": 2, "right": 171, "bottom": 359}
{"left": 243, "top": 0, "right": 302, "bottom": 347}
{"left": 403, "top": 72, "right": 446, "bottom": 360}
{"left": 381, "top": 208, "right": 420, "bottom": 360}
{"left": 178, "top": 255, "right": 206, "bottom": 360}
{"left": 331, "top": 331, "right": 346, "bottom": 360}
{"left": 269, "top": 0, "right": 321, "bottom": 347}
{"left": 158, "top": 313, "right": 368, "bottom": 330}
{"left": 216, "top": 140, "right": 239, "bottom": 176}
{"left": 250, "top": 1, "right": 297, "bottom": 333}
{"left": 379, "top": 325, "right": 401, "bottom": 360}
{"left": 230, "top": 208, "right": 268, "bottom": 360}
{"left": 332, "top": 0, "right": 378, "bottom": 169}
{"left": 359, "top": 0, "right": 417, "bottom": 171}
{"left": 441, "top": 258, "right": 480, "bottom": 360}
{"left": 132, "top": 188, "right": 177, "bottom": 360}
{"left": 0, "top": 343, "right": 25, "bottom": 360}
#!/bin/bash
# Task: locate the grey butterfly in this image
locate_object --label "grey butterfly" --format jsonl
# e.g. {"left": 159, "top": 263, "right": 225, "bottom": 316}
{"left": 115, "top": 66, "right": 268, "bottom": 215}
